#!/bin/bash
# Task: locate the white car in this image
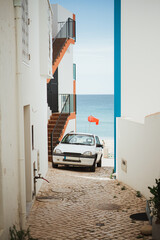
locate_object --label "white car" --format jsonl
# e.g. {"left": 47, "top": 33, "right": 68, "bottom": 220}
{"left": 52, "top": 133, "right": 103, "bottom": 172}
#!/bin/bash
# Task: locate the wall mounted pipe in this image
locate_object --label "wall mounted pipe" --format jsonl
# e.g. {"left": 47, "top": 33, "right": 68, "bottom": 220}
{"left": 13, "top": 0, "right": 26, "bottom": 229}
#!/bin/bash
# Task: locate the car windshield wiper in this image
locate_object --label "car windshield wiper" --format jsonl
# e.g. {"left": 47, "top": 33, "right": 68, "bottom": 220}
{"left": 61, "top": 142, "right": 93, "bottom": 146}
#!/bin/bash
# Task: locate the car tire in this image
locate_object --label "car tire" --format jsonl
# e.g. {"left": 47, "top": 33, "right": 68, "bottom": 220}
{"left": 90, "top": 163, "right": 95, "bottom": 172}
{"left": 52, "top": 162, "right": 58, "bottom": 168}
{"left": 97, "top": 156, "right": 102, "bottom": 167}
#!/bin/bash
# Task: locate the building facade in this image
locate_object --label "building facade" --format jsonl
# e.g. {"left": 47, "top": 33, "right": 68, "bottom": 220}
{"left": 47, "top": 4, "right": 76, "bottom": 162}
{"left": 115, "top": 0, "right": 160, "bottom": 198}
{"left": 0, "top": 0, "right": 52, "bottom": 239}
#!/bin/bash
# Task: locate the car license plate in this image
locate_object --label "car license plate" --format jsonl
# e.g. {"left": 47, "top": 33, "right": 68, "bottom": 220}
{"left": 63, "top": 156, "right": 81, "bottom": 162}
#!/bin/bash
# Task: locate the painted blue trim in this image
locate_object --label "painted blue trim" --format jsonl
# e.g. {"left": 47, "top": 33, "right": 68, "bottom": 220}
{"left": 114, "top": 0, "right": 121, "bottom": 173}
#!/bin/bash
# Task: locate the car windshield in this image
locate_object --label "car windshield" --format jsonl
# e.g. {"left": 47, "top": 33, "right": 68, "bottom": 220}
{"left": 61, "top": 134, "right": 95, "bottom": 146}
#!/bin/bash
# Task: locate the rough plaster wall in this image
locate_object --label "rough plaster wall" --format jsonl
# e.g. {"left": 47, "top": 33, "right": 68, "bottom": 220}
{"left": 0, "top": 1, "right": 19, "bottom": 239}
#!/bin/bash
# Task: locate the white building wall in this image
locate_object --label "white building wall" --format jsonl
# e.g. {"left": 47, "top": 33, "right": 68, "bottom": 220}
{"left": 51, "top": 3, "right": 76, "bottom": 136}
{"left": 117, "top": 114, "right": 160, "bottom": 199}
{"left": 21, "top": 0, "right": 50, "bottom": 187}
{"left": 51, "top": 3, "right": 74, "bottom": 95}
{"left": 121, "top": 0, "right": 160, "bottom": 123}
{"left": 63, "top": 119, "right": 76, "bottom": 136}
{"left": 0, "top": 0, "right": 52, "bottom": 239}
{"left": 52, "top": 4, "right": 73, "bottom": 38}
{"left": 59, "top": 45, "right": 73, "bottom": 95}
{"left": 19, "top": 0, "right": 50, "bottom": 201}
{"left": 0, "top": 1, "right": 19, "bottom": 239}
{"left": 117, "top": 0, "right": 160, "bottom": 198}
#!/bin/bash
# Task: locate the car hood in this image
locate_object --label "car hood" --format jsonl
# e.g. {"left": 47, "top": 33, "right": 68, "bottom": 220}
{"left": 54, "top": 143, "right": 96, "bottom": 154}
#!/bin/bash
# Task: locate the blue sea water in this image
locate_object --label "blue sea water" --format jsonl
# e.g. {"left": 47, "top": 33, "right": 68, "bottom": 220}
{"left": 76, "top": 95, "right": 114, "bottom": 139}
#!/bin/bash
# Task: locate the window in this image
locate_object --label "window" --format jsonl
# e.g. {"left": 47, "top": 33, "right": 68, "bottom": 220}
{"left": 73, "top": 64, "right": 76, "bottom": 80}
{"left": 22, "top": 0, "right": 29, "bottom": 63}
{"left": 95, "top": 136, "right": 100, "bottom": 145}
{"left": 61, "top": 134, "right": 95, "bottom": 146}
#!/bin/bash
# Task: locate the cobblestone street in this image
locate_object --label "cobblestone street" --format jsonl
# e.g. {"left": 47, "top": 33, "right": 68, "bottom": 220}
{"left": 26, "top": 163, "right": 152, "bottom": 240}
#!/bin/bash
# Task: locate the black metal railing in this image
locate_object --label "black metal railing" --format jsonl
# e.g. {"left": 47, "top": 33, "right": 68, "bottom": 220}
{"left": 51, "top": 94, "right": 70, "bottom": 156}
{"left": 53, "top": 18, "right": 76, "bottom": 43}
{"left": 59, "top": 94, "right": 76, "bottom": 114}
{"left": 52, "top": 18, "right": 76, "bottom": 64}
{"left": 59, "top": 94, "right": 70, "bottom": 113}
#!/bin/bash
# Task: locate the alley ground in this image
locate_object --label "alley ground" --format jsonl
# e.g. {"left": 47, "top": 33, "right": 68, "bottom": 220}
{"left": 26, "top": 162, "right": 152, "bottom": 240}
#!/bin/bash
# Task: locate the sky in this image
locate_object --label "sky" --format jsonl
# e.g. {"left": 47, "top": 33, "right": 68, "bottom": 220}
{"left": 50, "top": 0, "right": 114, "bottom": 94}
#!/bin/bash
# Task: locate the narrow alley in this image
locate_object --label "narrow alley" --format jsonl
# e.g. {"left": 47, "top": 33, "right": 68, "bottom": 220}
{"left": 26, "top": 164, "right": 152, "bottom": 240}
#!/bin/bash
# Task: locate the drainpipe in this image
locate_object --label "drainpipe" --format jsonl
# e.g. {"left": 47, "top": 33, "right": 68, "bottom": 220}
{"left": 13, "top": 0, "right": 26, "bottom": 229}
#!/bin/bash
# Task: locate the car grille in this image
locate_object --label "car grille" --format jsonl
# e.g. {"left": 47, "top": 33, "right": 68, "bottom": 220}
{"left": 63, "top": 152, "right": 82, "bottom": 156}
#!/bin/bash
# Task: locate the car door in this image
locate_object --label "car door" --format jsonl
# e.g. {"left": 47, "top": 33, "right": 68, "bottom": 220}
{"left": 95, "top": 136, "right": 102, "bottom": 162}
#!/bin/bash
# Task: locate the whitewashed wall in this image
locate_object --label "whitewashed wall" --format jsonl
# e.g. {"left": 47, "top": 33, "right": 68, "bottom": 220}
{"left": 52, "top": 4, "right": 73, "bottom": 38}
{"left": 121, "top": 0, "right": 160, "bottom": 123}
{"left": 51, "top": 3, "right": 74, "bottom": 95}
{"left": 21, "top": 0, "right": 50, "bottom": 192}
{"left": 0, "top": 1, "right": 19, "bottom": 239}
{"left": 117, "top": 0, "right": 160, "bottom": 199}
{"left": 59, "top": 45, "right": 74, "bottom": 95}
{"left": 0, "top": 0, "right": 52, "bottom": 239}
{"left": 63, "top": 119, "right": 76, "bottom": 137}
{"left": 117, "top": 114, "right": 160, "bottom": 199}
{"left": 51, "top": 3, "right": 76, "bottom": 136}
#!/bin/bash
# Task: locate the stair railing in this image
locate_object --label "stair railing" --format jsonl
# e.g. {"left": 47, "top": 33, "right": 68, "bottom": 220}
{"left": 50, "top": 94, "right": 70, "bottom": 156}
{"left": 52, "top": 17, "right": 76, "bottom": 64}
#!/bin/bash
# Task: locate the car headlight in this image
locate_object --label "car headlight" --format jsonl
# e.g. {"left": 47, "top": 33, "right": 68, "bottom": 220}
{"left": 83, "top": 151, "right": 92, "bottom": 156}
{"left": 54, "top": 149, "right": 62, "bottom": 154}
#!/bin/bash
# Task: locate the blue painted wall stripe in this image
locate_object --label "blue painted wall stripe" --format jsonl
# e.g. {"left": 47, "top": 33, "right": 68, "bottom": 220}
{"left": 114, "top": 0, "right": 121, "bottom": 173}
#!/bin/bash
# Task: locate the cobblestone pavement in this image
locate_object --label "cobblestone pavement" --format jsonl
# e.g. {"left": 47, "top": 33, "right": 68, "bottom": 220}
{"left": 26, "top": 163, "right": 152, "bottom": 240}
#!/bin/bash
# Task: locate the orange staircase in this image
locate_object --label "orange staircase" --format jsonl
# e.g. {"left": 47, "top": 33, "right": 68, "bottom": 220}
{"left": 47, "top": 17, "right": 76, "bottom": 161}
{"left": 48, "top": 112, "right": 69, "bottom": 162}
{"left": 52, "top": 38, "right": 75, "bottom": 75}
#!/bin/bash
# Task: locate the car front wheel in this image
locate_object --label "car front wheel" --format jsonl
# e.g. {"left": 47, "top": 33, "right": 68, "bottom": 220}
{"left": 97, "top": 156, "right": 102, "bottom": 167}
{"left": 52, "top": 162, "right": 58, "bottom": 168}
{"left": 90, "top": 162, "right": 95, "bottom": 172}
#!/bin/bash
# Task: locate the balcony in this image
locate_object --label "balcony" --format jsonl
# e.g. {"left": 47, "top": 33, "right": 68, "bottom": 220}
{"left": 52, "top": 18, "right": 76, "bottom": 74}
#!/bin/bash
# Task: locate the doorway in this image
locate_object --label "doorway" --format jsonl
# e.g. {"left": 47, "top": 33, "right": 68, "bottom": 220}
{"left": 47, "top": 68, "right": 58, "bottom": 113}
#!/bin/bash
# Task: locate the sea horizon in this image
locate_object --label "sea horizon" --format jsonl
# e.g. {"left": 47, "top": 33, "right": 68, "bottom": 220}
{"left": 76, "top": 94, "right": 114, "bottom": 139}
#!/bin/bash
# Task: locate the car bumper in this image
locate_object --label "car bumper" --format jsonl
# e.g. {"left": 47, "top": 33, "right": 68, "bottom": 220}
{"left": 53, "top": 153, "right": 96, "bottom": 167}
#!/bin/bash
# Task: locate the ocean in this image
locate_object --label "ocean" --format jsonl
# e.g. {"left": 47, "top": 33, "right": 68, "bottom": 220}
{"left": 76, "top": 94, "right": 114, "bottom": 139}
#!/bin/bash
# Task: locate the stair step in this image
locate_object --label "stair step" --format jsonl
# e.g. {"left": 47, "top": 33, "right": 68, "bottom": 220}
{"left": 49, "top": 116, "right": 68, "bottom": 122}
{"left": 48, "top": 123, "right": 65, "bottom": 128}
{"left": 49, "top": 116, "right": 60, "bottom": 121}
{"left": 48, "top": 110, "right": 70, "bottom": 162}
{"left": 53, "top": 38, "right": 67, "bottom": 63}
{"left": 48, "top": 120, "right": 64, "bottom": 125}
{"left": 48, "top": 145, "right": 58, "bottom": 149}
{"left": 48, "top": 155, "right": 52, "bottom": 162}
{"left": 48, "top": 134, "right": 61, "bottom": 139}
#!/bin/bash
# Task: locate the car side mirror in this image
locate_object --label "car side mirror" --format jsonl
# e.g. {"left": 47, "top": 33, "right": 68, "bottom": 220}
{"left": 96, "top": 144, "right": 103, "bottom": 148}
{"left": 56, "top": 140, "right": 60, "bottom": 144}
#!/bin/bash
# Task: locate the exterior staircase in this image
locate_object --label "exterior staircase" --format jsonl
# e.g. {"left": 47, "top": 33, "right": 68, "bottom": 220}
{"left": 48, "top": 112, "right": 69, "bottom": 162}
{"left": 47, "top": 17, "right": 76, "bottom": 161}
{"left": 52, "top": 38, "right": 75, "bottom": 75}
